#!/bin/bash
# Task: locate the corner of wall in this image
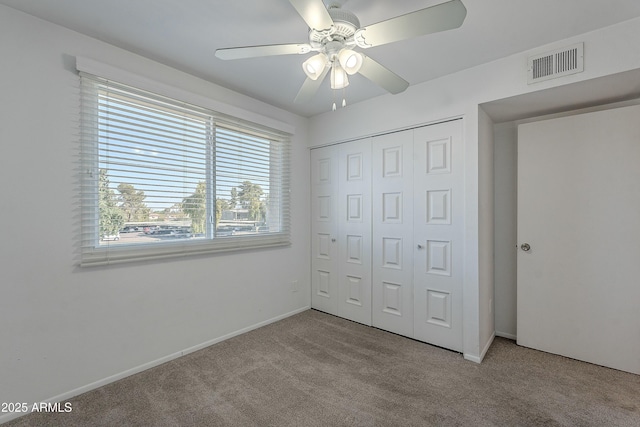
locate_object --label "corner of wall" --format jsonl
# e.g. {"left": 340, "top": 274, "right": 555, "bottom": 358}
{"left": 477, "top": 106, "right": 496, "bottom": 356}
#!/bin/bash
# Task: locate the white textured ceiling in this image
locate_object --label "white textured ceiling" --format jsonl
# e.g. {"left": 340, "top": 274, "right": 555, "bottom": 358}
{"left": 2, "top": 0, "right": 640, "bottom": 117}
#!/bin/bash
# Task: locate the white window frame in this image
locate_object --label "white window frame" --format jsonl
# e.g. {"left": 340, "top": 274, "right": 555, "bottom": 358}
{"left": 77, "top": 58, "right": 292, "bottom": 266}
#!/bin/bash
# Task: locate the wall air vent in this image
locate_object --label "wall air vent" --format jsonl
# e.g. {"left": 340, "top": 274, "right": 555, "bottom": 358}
{"left": 528, "top": 43, "right": 584, "bottom": 84}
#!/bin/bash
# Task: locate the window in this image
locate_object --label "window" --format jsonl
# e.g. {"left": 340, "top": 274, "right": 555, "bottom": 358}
{"left": 80, "top": 73, "right": 290, "bottom": 266}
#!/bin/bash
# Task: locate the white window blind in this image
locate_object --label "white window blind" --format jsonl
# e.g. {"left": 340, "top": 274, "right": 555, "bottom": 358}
{"left": 80, "top": 73, "right": 291, "bottom": 266}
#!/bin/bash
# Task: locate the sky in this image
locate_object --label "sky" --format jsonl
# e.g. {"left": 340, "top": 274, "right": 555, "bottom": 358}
{"left": 97, "top": 90, "right": 272, "bottom": 211}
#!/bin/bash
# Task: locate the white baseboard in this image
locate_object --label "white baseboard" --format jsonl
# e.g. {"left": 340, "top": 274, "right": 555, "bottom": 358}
{"left": 463, "top": 332, "right": 496, "bottom": 364}
{"left": 496, "top": 331, "right": 517, "bottom": 341}
{"left": 463, "top": 353, "right": 481, "bottom": 363}
{"left": 479, "top": 332, "right": 496, "bottom": 361}
{"left": 0, "top": 306, "right": 310, "bottom": 426}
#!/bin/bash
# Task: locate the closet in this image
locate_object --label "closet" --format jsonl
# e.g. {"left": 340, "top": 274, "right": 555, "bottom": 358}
{"left": 311, "top": 118, "right": 464, "bottom": 352}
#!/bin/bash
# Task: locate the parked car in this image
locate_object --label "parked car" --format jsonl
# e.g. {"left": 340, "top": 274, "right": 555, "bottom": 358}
{"left": 153, "top": 228, "right": 191, "bottom": 238}
{"left": 101, "top": 233, "right": 120, "bottom": 241}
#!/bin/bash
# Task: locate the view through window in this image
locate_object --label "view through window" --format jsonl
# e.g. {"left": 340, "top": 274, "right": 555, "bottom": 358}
{"left": 81, "top": 74, "right": 290, "bottom": 264}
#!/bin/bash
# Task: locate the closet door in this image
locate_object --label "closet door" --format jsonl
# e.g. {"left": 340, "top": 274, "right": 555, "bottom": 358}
{"left": 372, "top": 130, "right": 415, "bottom": 337}
{"left": 337, "top": 140, "right": 372, "bottom": 325}
{"left": 310, "top": 146, "right": 339, "bottom": 315}
{"left": 413, "top": 119, "right": 464, "bottom": 352}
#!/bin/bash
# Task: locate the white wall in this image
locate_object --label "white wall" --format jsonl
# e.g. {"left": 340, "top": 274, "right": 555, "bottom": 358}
{"left": 308, "top": 16, "right": 640, "bottom": 360}
{"left": 0, "top": 5, "right": 310, "bottom": 421}
{"left": 478, "top": 107, "right": 495, "bottom": 357}
{"left": 493, "top": 123, "right": 518, "bottom": 339}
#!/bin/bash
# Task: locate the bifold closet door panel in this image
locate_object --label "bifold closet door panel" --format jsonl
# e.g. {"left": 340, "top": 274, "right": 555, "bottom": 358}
{"left": 413, "top": 119, "right": 464, "bottom": 352}
{"left": 310, "top": 146, "right": 339, "bottom": 315}
{"left": 337, "top": 140, "right": 372, "bottom": 325}
{"left": 372, "top": 130, "right": 415, "bottom": 338}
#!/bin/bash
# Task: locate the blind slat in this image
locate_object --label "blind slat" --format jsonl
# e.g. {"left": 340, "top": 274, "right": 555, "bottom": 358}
{"left": 80, "top": 72, "right": 291, "bottom": 266}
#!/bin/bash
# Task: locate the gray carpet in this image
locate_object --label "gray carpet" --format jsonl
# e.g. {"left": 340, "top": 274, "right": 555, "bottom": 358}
{"left": 5, "top": 309, "right": 640, "bottom": 426}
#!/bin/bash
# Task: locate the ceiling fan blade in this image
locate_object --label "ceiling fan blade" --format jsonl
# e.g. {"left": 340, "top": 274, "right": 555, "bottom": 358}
{"left": 358, "top": 56, "right": 409, "bottom": 94}
{"left": 355, "top": 0, "right": 467, "bottom": 48}
{"left": 288, "top": 0, "right": 335, "bottom": 31}
{"left": 215, "top": 43, "right": 312, "bottom": 60}
{"left": 294, "top": 67, "right": 330, "bottom": 104}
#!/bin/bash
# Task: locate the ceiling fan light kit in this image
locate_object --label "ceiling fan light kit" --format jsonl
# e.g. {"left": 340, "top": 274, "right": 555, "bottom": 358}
{"left": 302, "top": 53, "right": 328, "bottom": 80}
{"left": 330, "top": 62, "right": 349, "bottom": 90}
{"left": 338, "top": 49, "right": 363, "bottom": 75}
{"left": 215, "top": 0, "right": 467, "bottom": 111}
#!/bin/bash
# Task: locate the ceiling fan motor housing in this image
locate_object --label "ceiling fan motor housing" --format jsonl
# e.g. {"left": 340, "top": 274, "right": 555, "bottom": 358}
{"left": 328, "top": 6, "right": 360, "bottom": 38}
{"left": 310, "top": 5, "right": 360, "bottom": 46}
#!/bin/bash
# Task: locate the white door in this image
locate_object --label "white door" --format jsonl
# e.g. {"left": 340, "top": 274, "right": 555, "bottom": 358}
{"left": 337, "top": 140, "right": 372, "bottom": 325}
{"left": 517, "top": 105, "right": 640, "bottom": 375}
{"left": 372, "top": 130, "right": 415, "bottom": 337}
{"left": 413, "top": 120, "right": 464, "bottom": 352}
{"left": 311, "top": 146, "right": 339, "bottom": 315}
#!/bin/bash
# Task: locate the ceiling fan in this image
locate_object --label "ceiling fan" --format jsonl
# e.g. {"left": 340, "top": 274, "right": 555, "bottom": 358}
{"left": 215, "top": 0, "right": 467, "bottom": 108}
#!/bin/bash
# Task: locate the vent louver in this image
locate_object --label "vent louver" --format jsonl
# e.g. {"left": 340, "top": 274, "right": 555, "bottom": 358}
{"left": 528, "top": 43, "right": 584, "bottom": 84}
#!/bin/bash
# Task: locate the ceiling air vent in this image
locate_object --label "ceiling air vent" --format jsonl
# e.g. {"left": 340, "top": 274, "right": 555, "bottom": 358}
{"left": 528, "top": 43, "right": 584, "bottom": 84}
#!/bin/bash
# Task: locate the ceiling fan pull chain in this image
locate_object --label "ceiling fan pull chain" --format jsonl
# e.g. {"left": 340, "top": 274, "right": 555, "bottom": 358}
{"left": 332, "top": 86, "right": 336, "bottom": 111}
{"left": 332, "top": 70, "right": 337, "bottom": 111}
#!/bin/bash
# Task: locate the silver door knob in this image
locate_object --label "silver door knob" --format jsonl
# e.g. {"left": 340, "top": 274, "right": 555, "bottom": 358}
{"left": 417, "top": 244, "right": 424, "bottom": 249}
{"left": 520, "top": 243, "right": 531, "bottom": 252}
{"left": 331, "top": 238, "right": 336, "bottom": 242}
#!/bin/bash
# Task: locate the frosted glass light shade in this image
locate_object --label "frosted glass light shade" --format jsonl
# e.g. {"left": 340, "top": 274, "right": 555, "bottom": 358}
{"left": 302, "top": 54, "right": 328, "bottom": 80}
{"left": 338, "top": 49, "right": 363, "bottom": 75}
{"left": 330, "top": 63, "right": 349, "bottom": 89}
